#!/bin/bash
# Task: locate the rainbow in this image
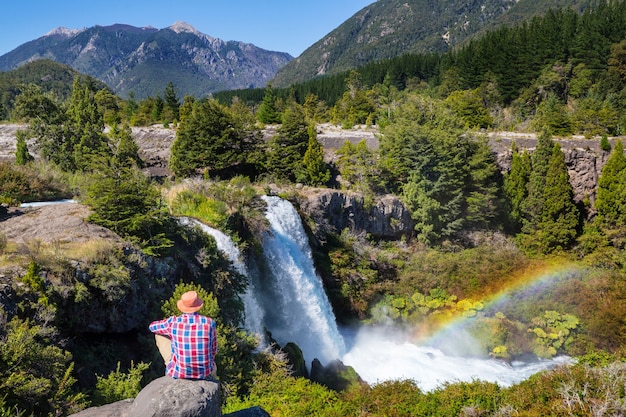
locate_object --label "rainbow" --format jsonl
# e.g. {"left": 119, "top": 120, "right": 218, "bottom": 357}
{"left": 416, "top": 258, "right": 586, "bottom": 346}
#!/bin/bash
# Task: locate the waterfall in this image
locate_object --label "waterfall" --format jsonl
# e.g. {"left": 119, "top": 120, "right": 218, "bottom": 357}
{"left": 181, "top": 198, "right": 567, "bottom": 391}
{"left": 258, "top": 195, "right": 346, "bottom": 366}
{"left": 178, "top": 217, "right": 265, "bottom": 337}
{"left": 179, "top": 198, "right": 346, "bottom": 367}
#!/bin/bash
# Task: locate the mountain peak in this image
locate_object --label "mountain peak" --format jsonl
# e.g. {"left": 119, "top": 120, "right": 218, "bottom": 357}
{"left": 0, "top": 20, "right": 292, "bottom": 99}
{"left": 168, "top": 21, "right": 200, "bottom": 35}
{"left": 44, "top": 27, "right": 84, "bottom": 38}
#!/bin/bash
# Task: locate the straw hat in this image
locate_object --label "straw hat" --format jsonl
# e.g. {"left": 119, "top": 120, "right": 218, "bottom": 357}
{"left": 177, "top": 291, "right": 203, "bottom": 313}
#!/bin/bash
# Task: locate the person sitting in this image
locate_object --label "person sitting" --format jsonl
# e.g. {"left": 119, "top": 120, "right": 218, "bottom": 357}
{"left": 149, "top": 290, "right": 217, "bottom": 379}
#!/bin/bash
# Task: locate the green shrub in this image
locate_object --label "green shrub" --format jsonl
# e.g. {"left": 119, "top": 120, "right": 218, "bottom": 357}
{"left": 160, "top": 282, "right": 219, "bottom": 319}
{"left": 0, "top": 316, "right": 87, "bottom": 415}
{"left": 93, "top": 361, "right": 149, "bottom": 405}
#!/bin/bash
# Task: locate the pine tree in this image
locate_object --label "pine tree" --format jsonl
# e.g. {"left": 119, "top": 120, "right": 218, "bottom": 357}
{"left": 111, "top": 124, "right": 143, "bottom": 169}
{"left": 336, "top": 140, "right": 380, "bottom": 195}
{"left": 537, "top": 143, "right": 580, "bottom": 252}
{"left": 521, "top": 130, "right": 554, "bottom": 230}
{"left": 266, "top": 102, "right": 309, "bottom": 181}
{"left": 85, "top": 164, "right": 173, "bottom": 256}
{"left": 67, "top": 79, "right": 111, "bottom": 172}
{"left": 257, "top": 84, "right": 281, "bottom": 124}
{"left": 464, "top": 137, "right": 504, "bottom": 229}
{"left": 164, "top": 81, "right": 180, "bottom": 123}
{"left": 595, "top": 139, "right": 626, "bottom": 229}
{"left": 14, "top": 130, "right": 34, "bottom": 165}
{"left": 170, "top": 99, "right": 259, "bottom": 179}
{"left": 297, "top": 124, "right": 330, "bottom": 186}
{"left": 503, "top": 144, "right": 532, "bottom": 231}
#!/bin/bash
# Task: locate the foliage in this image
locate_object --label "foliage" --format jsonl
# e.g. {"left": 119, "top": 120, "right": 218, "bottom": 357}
{"left": 160, "top": 282, "right": 220, "bottom": 319}
{"left": 503, "top": 146, "right": 531, "bottom": 232}
{"left": 515, "top": 132, "right": 580, "bottom": 254}
{"left": 379, "top": 94, "right": 504, "bottom": 244}
{"left": 0, "top": 161, "right": 73, "bottom": 205}
{"left": 171, "top": 190, "right": 230, "bottom": 228}
{"left": 528, "top": 310, "right": 580, "bottom": 358}
{"left": 66, "top": 78, "right": 113, "bottom": 172}
{"left": 0, "top": 315, "right": 87, "bottom": 415}
{"left": 296, "top": 124, "right": 331, "bottom": 186}
{"left": 595, "top": 139, "right": 626, "bottom": 232}
{"left": 266, "top": 101, "right": 310, "bottom": 182}
{"left": 93, "top": 361, "right": 149, "bottom": 406}
{"left": 167, "top": 176, "right": 262, "bottom": 232}
{"left": 109, "top": 124, "right": 144, "bottom": 169}
{"left": 14, "top": 130, "right": 34, "bottom": 165}
{"left": 223, "top": 362, "right": 348, "bottom": 417}
{"left": 444, "top": 88, "right": 493, "bottom": 129}
{"left": 331, "top": 71, "right": 375, "bottom": 128}
{"left": 256, "top": 84, "right": 281, "bottom": 124}
{"left": 523, "top": 143, "right": 580, "bottom": 254}
{"left": 169, "top": 98, "right": 262, "bottom": 179}
{"left": 335, "top": 140, "right": 382, "bottom": 197}
{"left": 84, "top": 163, "right": 175, "bottom": 256}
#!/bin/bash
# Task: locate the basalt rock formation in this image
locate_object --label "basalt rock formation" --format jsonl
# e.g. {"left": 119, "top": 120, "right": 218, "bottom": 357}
{"left": 298, "top": 189, "right": 414, "bottom": 240}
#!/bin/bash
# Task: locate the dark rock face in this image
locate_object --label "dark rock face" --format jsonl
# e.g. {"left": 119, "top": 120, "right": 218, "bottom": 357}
{"left": 300, "top": 190, "right": 414, "bottom": 239}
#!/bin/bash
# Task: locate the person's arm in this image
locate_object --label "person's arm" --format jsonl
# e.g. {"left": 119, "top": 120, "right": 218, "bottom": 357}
{"left": 149, "top": 317, "right": 173, "bottom": 336}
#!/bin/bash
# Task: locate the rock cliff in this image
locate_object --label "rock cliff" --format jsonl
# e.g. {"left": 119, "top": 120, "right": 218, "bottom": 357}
{"left": 0, "top": 124, "right": 620, "bottom": 218}
{"left": 298, "top": 188, "right": 414, "bottom": 239}
{"left": 489, "top": 133, "right": 612, "bottom": 214}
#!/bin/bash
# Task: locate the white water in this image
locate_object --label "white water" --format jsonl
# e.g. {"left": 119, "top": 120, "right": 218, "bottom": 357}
{"left": 182, "top": 198, "right": 569, "bottom": 392}
{"left": 341, "top": 326, "right": 570, "bottom": 391}
{"left": 20, "top": 199, "right": 76, "bottom": 207}
{"left": 178, "top": 217, "right": 265, "bottom": 337}
{"left": 259, "top": 195, "right": 346, "bottom": 365}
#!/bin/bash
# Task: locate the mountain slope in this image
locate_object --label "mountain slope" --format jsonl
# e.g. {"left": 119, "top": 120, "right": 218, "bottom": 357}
{"left": 0, "top": 22, "right": 293, "bottom": 99}
{"left": 272, "top": 0, "right": 589, "bottom": 87}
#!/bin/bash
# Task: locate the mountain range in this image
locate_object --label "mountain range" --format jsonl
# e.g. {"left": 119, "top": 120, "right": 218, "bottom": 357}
{"left": 0, "top": 0, "right": 590, "bottom": 98}
{"left": 271, "top": 0, "right": 590, "bottom": 86}
{"left": 0, "top": 22, "right": 293, "bottom": 99}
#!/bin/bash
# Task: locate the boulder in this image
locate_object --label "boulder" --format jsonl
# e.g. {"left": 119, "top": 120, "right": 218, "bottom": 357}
{"left": 68, "top": 377, "right": 268, "bottom": 417}
{"left": 310, "top": 358, "right": 365, "bottom": 392}
{"left": 68, "top": 377, "right": 220, "bottom": 417}
{"left": 68, "top": 399, "right": 133, "bottom": 417}
{"left": 127, "top": 376, "right": 221, "bottom": 417}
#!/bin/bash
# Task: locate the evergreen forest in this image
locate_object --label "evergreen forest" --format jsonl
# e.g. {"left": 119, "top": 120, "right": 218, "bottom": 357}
{"left": 3, "top": 1, "right": 626, "bottom": 416}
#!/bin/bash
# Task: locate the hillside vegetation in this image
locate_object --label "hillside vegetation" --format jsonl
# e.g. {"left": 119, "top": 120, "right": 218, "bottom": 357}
{"left": 2, "top": 1, "right": 626, "bottom": 416}
{"left": 271, "top": 0, "right": 591, "bottom": 87}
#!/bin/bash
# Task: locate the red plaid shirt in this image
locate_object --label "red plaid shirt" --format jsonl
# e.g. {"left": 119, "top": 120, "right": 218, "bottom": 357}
{"left": 149, "top": 313, "right": 217, "bottom": 379}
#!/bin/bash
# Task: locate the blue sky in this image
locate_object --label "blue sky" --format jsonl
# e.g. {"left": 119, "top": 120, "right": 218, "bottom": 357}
{"left": 0, "top": 1, "right": 374, "bottom": 58}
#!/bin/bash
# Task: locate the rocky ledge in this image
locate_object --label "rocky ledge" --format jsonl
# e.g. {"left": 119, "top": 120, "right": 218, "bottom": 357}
{"left": 68, "top": 376, "right": 268, "bottom": 417}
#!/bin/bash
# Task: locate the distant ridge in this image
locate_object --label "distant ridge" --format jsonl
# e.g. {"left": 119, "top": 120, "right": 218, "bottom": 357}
{"left": 0, "top": 22, "right": 293, "bottom": 99}
{"left": 271, "top": 0, "right": 589, "bottom": 87}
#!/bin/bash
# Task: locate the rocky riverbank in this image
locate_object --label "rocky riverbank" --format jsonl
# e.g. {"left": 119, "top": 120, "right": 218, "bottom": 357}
{"left": 0, "top": 122, "right": 621, "bottom": 208}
